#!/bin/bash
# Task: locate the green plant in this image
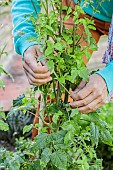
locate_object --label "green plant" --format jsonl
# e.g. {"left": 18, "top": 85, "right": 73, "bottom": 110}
{"left": 0, "top": 42, "right": 11, "bottom": 133}
{"left": 0, "top": 0, "right": 12, "bottom": 6}
{"left": 20, "top": 0, "right": 113, "bottom": 169}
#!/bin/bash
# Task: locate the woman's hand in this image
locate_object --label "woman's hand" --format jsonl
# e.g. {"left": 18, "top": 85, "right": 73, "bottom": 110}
{"left": 70, "top": 74, "right": 108, "bottom": 114}
{"left": 23, "top": 45, "right": 52, "bottom": 86}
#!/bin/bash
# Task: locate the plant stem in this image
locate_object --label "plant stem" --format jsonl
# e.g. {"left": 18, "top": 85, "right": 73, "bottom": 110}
{"left": 72, "top": 23, "right": 76, "bottom": 54}
{"left": 64, "top": 81, "right": 70, "bottom": 104}
{"left": 59, "top": 0, "right": 63, "bottom": 36}
{"left": 53, "top": 79, "right": 57, "bottom": 99}
{"left": 31, "top": 0, "right": 38, "bottom": 17}
{"left": 56, "top": 82, "right": 60, "bottom": 106}
{"left": 54, "top": 71, "right": 70, "bottom": 95}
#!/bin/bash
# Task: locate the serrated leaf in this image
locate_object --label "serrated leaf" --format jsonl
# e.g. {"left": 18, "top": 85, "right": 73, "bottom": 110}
{"left": 100, "top": 129, "right": 113, "bottom": 146}
{"left": 64, "top": 130, "right": 74, "bottom": 144}
{"left": 90, "top": 122, "right": 99, "bottom": 147}
{"left": 41, "top": 148, "right": 52, "bottom": 166}
{"left": 70, "top": 108, "right": 79, "bottom": 118}
{"left": 9, "top": 158, "right": 20, "bottom": 170}
{"left": 89, "top": 112, "right": 99, "bottom": 122}
{"left": 23, "top": 124, "right": 33, "bottom": 134}
{"left": 50, "top": 150, "right": 67, "bottom": 170}
{"left": 34, "top": 133, "right": 48, "bottom": 149}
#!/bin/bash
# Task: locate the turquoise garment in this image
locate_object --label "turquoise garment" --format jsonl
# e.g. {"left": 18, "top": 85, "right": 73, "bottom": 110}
{"left": 12, "top": 0, "right": 40, "bottom": 57}
{"left": 12, "top": 0, "right": 113, "bottom": 95}
{"left": 74, "top": 0, "right": 113, "bottom": 22}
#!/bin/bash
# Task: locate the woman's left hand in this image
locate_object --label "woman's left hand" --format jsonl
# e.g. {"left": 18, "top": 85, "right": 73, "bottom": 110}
{"left": 70, "top": 74, "right": 108, "bottom": 114}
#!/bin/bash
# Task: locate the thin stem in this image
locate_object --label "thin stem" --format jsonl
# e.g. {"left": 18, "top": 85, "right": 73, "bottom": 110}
{"left": 56, "top": 82, "right": 60, "bottom": 105}
{"left": 31, "top": 0, "right": 38, "bottom": 17}
{"left": 64, "top": 81, "right": 70, "bottom": 104}
{"left": 59, "top": 0, "right": 63, "bottom": 36}
{"left": 72, "top": 23, "right": 76, "bottom": 54}
{"left": 54, "top": 71, "right": 70, "bottom": 95}
{"left": 45, "top": 0, "right": 49, "bottom": 14}
{"left": 53, "top": 79, "right": 57, "bottom": 100}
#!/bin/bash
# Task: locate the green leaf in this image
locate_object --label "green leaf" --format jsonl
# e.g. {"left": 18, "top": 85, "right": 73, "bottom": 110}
{"left": 0, "top": 111, "right": 6, "bottom": 120}
{"left": 50, "top": 150, "right": 67, "bottom": 170}
{"left": 47, "top": 60, "right": 54, "bottom": 72}
{"left": 62, "top": 33, "right": 69, "bottom": 41}
{"left": 37, "top": 56, "right": 46, "bottom": 62}
{"left": 71, "top": 69, "right": 78, "bottom": 78}
{"left": 67, "top": 39, "right": 73, "bottom": 45}
{"left": 90, "top": 122, "right": 99, "bottom": 147}
{"left": 100, "top": 129, "right": 113, "bottom": 146}
{"left": 45, "top": 25, "right": 54, "bottom": 33}
{"left": 70, "top": 108, "right": 79, "bottom": 118}
{"left": 41, "top": 148, "right": 52, "bottom": 166}
{"left": 0, "top": 80, "right": 5, "bottom": 90}
{"left": 58, "top": 76, "right": 65, "bottom": 84}
{"left": 52, "top": 111, "right": 63, "bottom": 124}
{"left": 0, "top": 120, "right": 9, "bottom": 131}
{"left": 23, "top": 124, "right": 33, "bottom": 134}
{"left": 9, "top": 158, "right": 20, "bottom": 170}
{"left": 34, "top": 133, "right": 48, "bottom": 149}
{"left": 89, "top": 112, "right": 99, "bottom": 122}
{"left": 54, "top": 42, "right": 63, "bottom": 51}
{"left": 45, "top": 47, "right": 53, "bottom": 56}
{"left": 67, "top": 7, "right": 72, "bottom": 14}
{"left": 64, "top": 130, "right": 75, "bottom": 144}
{"left": 78, "top": 67, "right": 89, "bottom": 81}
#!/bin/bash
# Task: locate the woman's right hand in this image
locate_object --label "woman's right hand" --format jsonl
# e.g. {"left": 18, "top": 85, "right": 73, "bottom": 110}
{"left": 23, "top": 45, "right": 52, "bottom": 86}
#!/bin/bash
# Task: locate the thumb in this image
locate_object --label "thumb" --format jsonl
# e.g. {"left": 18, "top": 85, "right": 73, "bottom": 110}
{"left": 71, "top": 80, "right": 86, "bottom": 95}
{"left": 35, "top": 45, "right": 47, "bottom": 66}
{"left": 24, "top": 45, "right": 48, "bottom": 72}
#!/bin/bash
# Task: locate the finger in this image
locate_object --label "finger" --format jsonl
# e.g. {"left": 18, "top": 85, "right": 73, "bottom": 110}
{"left": 24, "top": 55, "right": 49, "bottom": 74}
{"left": 23, "top": 63, "right": 51, "bottom": 79}
{"left": 71, "top": 83, "right": 94, "bottom": 101}
{"left": 41, "top": 60, "right": 47, "bottom": 66}
{"left": 24, "top": 70, "right": 38, "bottom": 86}
{"left": 70, "top": 91, "right": 99, "bottom": 108}
{"left": 25, "top": 70, "right": 52, "bottom": 85}
{"left": 72, "top": 80, "right": 86, "bottom": 94}
{"left": 78, "top": 96, "right": 105, "bottom": 114}
{"left": 79, "top": 102, "right": 103, "bottom": 114}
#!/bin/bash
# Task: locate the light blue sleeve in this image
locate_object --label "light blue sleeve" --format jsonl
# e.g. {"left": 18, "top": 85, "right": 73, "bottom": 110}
{"left": 96, "top": 61, "right": 113, "bottom": 96}
{"left": 12, "top": 0, "right": 40, "bottom": 58}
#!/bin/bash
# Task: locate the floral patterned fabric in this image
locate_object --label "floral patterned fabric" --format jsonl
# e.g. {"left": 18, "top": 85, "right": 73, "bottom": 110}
{"left": 103, "top": 15, "right": 113, "bottom": 64}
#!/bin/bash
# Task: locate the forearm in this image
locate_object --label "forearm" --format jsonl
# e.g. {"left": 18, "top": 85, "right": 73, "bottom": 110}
{"left": 96, "top": 61, "right": 113, "bottom": 97}
{"left": 12, "top": 0, "right": 40, "bottom": 58}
